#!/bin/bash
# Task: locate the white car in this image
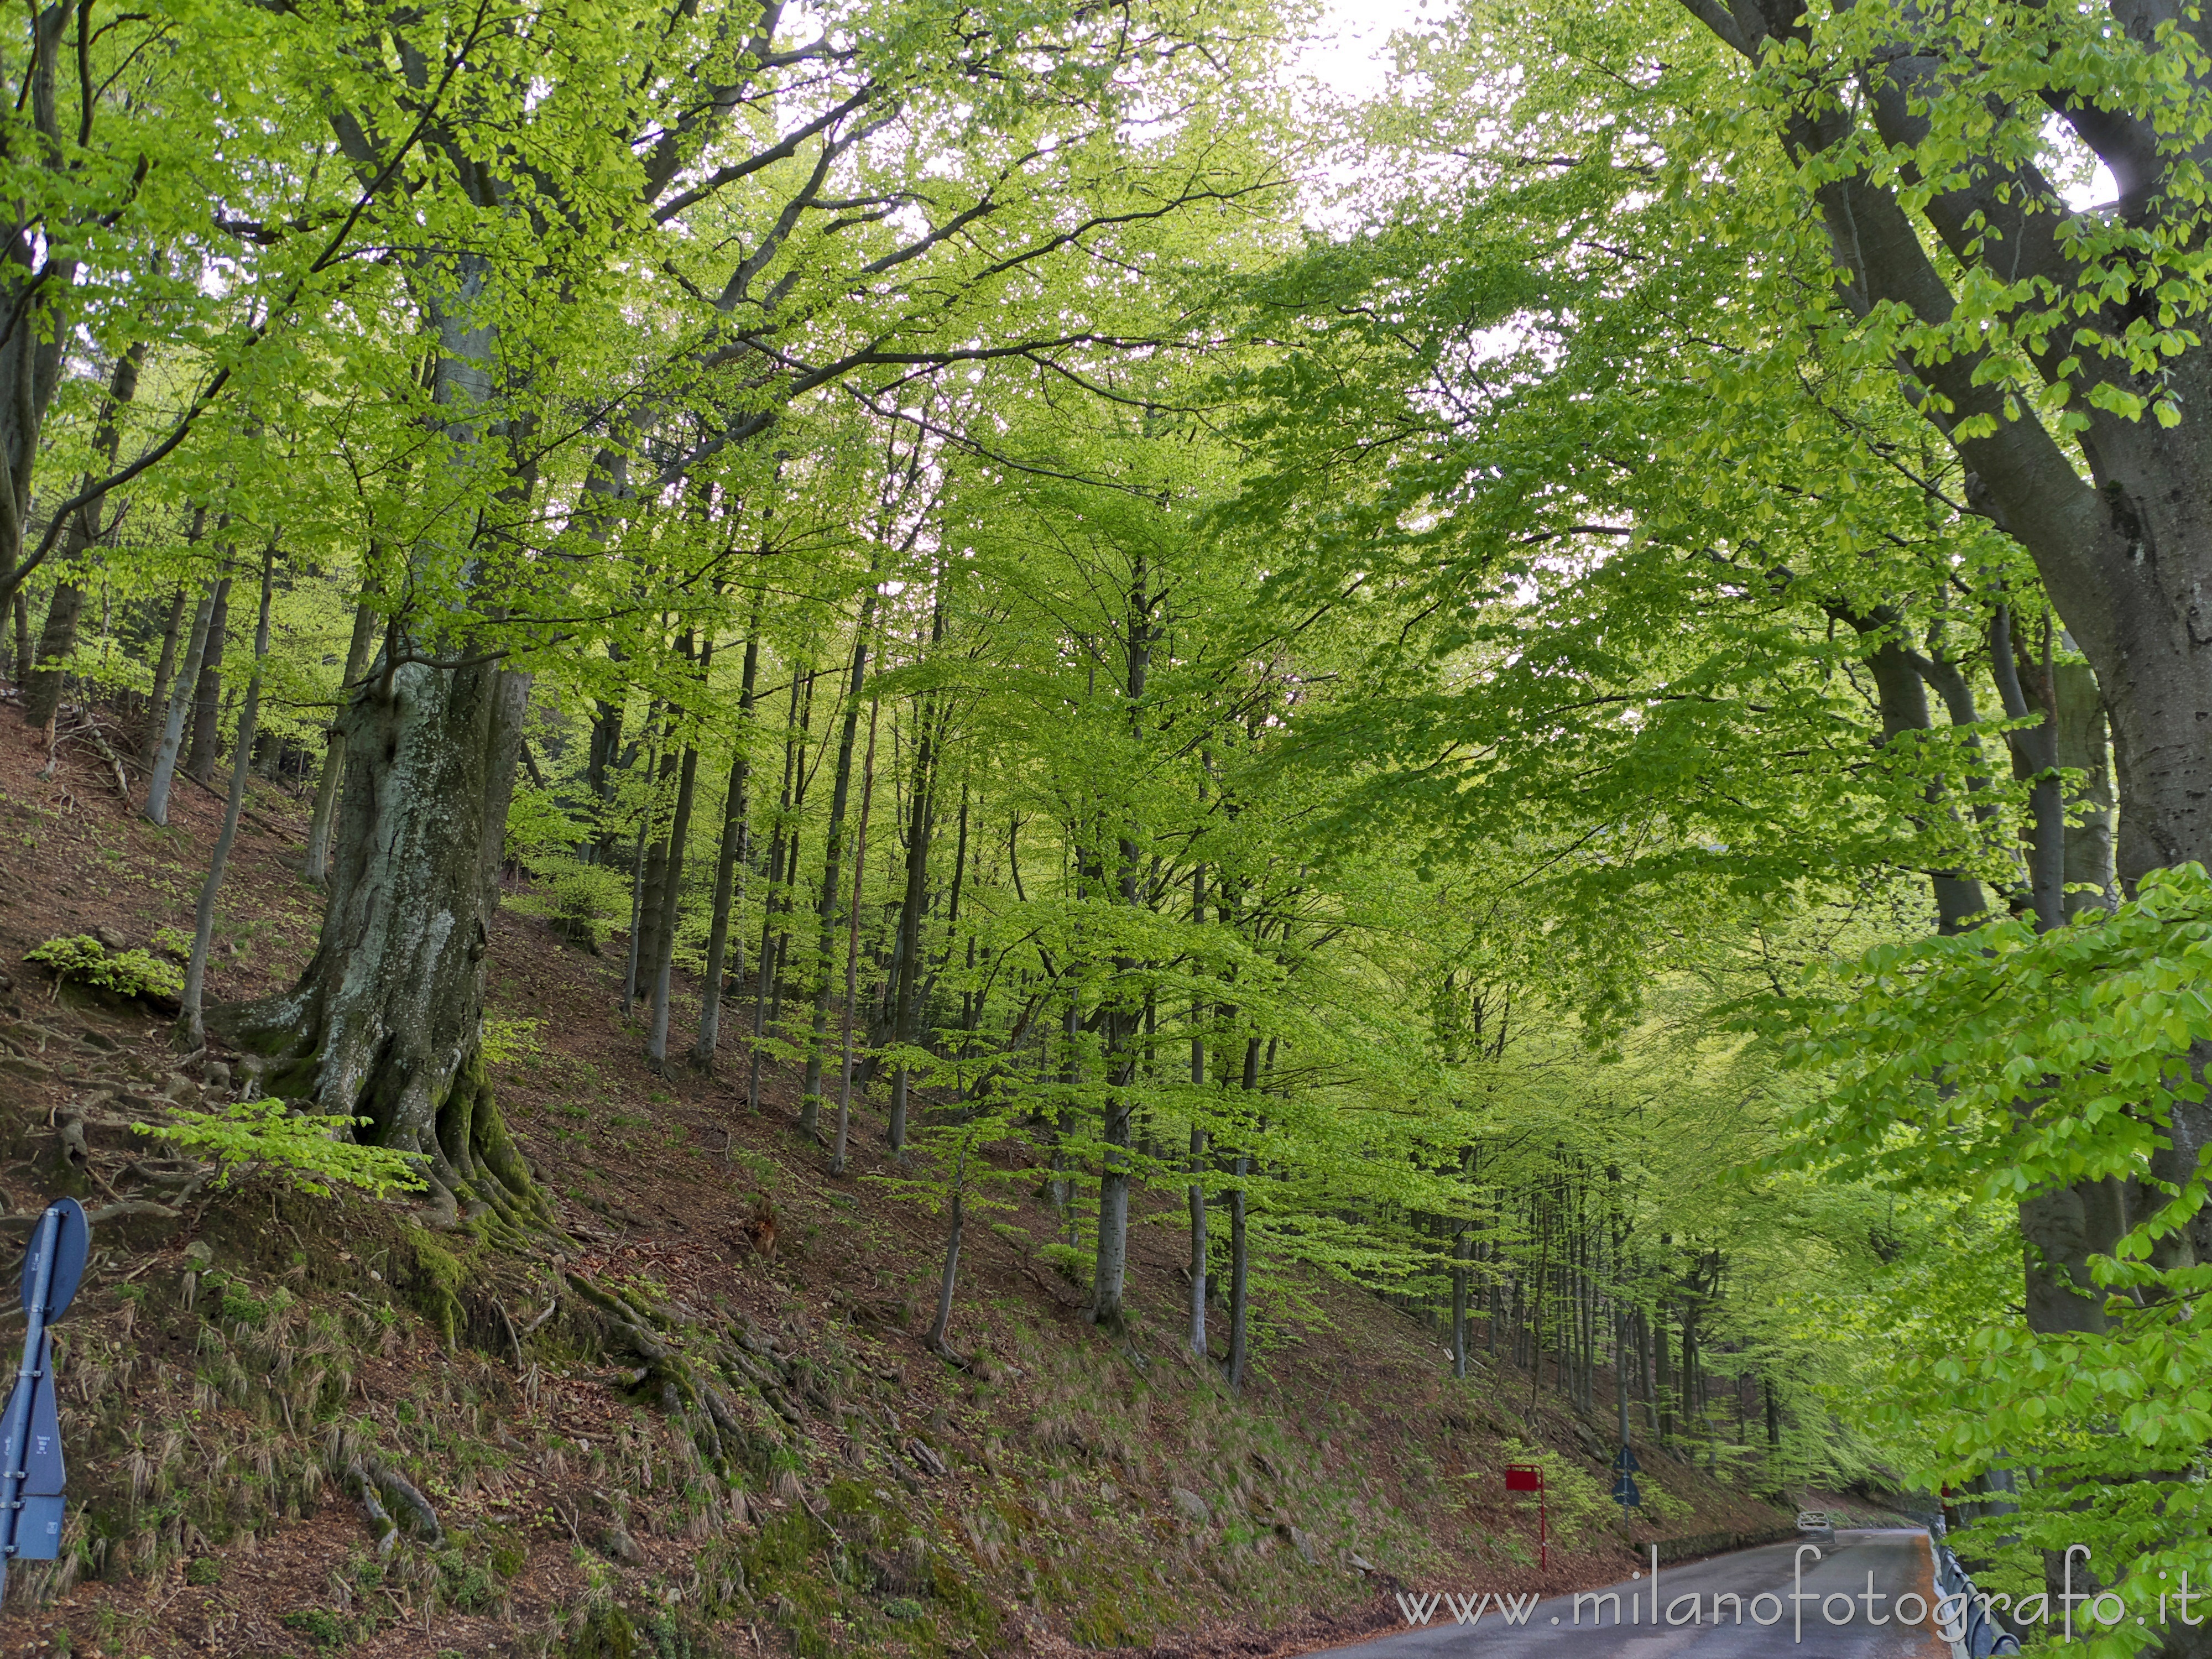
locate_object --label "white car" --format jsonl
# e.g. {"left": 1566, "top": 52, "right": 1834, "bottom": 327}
{"left": 1797, "top": 1509, "right": 1837, "bottom": 1543}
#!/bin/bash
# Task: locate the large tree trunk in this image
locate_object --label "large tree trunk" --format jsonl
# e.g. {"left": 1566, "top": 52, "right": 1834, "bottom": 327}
{"left": 210, "top": 655, "right": 549, "bottom": 1234}
{"left": 2053, "top": 649, "right": 2116, "bottom": 918}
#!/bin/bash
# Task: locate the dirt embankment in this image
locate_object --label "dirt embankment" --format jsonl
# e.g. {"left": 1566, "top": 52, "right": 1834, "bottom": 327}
{"left": 0, "top": 711, "right": 1788, "bottom": 1658}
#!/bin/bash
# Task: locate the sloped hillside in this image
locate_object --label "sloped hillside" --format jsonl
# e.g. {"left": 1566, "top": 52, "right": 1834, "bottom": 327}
{"left": 0, "top": 719, "right": 1788, "bottom": 1658}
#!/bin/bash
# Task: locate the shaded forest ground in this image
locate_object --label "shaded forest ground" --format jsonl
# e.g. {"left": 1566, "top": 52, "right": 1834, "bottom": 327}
{"left": 0, "top": 711, "right": 1804, "bottom": 1658}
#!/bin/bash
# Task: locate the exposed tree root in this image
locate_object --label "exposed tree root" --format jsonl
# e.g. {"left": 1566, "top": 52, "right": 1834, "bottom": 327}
{"left": 549, "top": 1271, "right": 822, "bottom": 1493}
{"left": 346, "top": 1457, "right": 442, "bottom": 1553}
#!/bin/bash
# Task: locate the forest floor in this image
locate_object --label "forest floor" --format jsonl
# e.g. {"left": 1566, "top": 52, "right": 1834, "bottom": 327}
{"left": 0, "top": 708, "right": 1803, "bottom": 1659}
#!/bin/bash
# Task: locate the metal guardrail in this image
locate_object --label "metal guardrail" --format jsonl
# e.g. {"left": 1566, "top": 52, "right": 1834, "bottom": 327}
{"left": 1932, "top": 1540, "right": 2022, "bottom": 1658}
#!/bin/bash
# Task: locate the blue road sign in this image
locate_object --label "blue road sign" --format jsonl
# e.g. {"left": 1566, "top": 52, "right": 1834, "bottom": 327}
{"left": 0, "top": 1199, "right": 89, "bottom": 1603}
{"left": 1612, "top": 1442, "right": 1641, "bottom": 1474}
{"left": 1613, "top": 1473, "right": 1642, "bottom": 1507}
{"left": 20, "top": 1201, "right": 85, "bottom": 1322}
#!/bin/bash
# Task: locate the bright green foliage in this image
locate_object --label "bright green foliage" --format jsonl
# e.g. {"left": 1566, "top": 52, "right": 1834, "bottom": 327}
{"left": 139, "top": 1100, "right": 428, "bottom": 1201}
{"left": 1785, "top": 867, "right": 2212, "bottom": 1647}
{"left": 479, "top": 1020, "right": 546, "bottom": 1067}
{"left": 26, "top": 935, "right": 182, "bottom": 1001}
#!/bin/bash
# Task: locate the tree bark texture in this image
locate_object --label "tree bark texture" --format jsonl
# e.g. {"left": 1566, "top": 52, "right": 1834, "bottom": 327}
{"left": 210, "top": 655, "right": 549, "bottom": 1234}
{"left": 182, "top": 577, "right": 232, "bottom": 784}
{"left": 305, "top": 597, "right": 383, "bottom": 886}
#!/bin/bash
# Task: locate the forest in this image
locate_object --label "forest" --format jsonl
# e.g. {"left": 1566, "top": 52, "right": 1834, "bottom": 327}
{"left": 3, "top": 0, "right": 2211, "bottom": 1654}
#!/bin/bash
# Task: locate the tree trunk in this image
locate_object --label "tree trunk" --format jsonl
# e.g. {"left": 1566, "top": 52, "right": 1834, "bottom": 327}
{"left": 583, "top": 655, "right": 628, "bottom": 866}
{"left": 181, "top": 542, "right": 278, "bottom": 1048}
{"left": 927, "top": 1150, "right": 967, "bottom": 1355}
{"left": 1188, "top": 949, "right": 1209, "bottom": 1361}
{"left": 305, "top": 597, "right": 382, "bottom": 887}
{"left": 2053, "top": 649, "right": 2116, "bottom": 918}
{"left": 801, "top": 593, "right": 879, "bottom": 1133}
{"left": 23, "top": 581, "right": 85, "bottom": 735}
{"left": 832, "top": 697, "right": 881, "bottom": 1174}
{"left": 645, "top": 732, "right": 702, "bottom": 1068}
{"left": 747, "top": 665, "right": 811, "bottom": 1114}
{"left": 693, "top": 603, "right": 762, "bottom": 1068}
{"left": 144, "top": 585, "right": 219, "bottom": 826}
{"left": 182, "top": 578, "right": 233, "bottom": 784}
{"left": 19, "top": 343, "right": 147, "bottom": 731}
{"left": 1226, "top": 1156, "right": 1249, "bottom": 1394}
{"left": 145, "top": 584, "right": 189, "bottom": 741}
{"left": 1988, "top": 606, "right": 2068, "bottom": 932}
{"left": 646, "top": 637, "right": 710, "bottom": 1070}
{"left": 208, "top": 652, "right": 549, "bottom": 1234}
{"left": 623, "top": 707, "right": 671, "bottom": 1015}
{"left": 1089, "top": 551, "right": 1152, "bottom": 1332}
{"left": 1452, "top": 1225, "right": 1470, "bottom": 1380}
{"left": 885, "top": 581, "right": 948, "bottom": 1147}
{"left": 1836, "top": 608, "right": 1989, "bottom": 932}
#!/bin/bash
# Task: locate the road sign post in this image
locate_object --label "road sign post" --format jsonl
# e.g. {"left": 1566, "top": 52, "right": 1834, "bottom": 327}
{"left": 0, "top": 1198, "right": 87, "bottom": 1605}
{"left": 1505, "top": 1463, "right": 1546, "bottom": 1572}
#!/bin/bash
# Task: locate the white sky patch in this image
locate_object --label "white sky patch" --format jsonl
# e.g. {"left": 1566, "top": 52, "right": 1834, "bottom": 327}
{"left": 1296, "top": 0, "right": 1430, "bottom": 103}
{"left": 1288, "top": 0, "right": 1436, "bottom": 232}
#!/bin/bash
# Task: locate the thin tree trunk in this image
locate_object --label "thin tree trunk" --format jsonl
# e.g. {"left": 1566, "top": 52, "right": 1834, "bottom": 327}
{"left": 8, "top": 592, "right": 27, "bottom": 685}
{"left": 182, "top": 577, "right": 232, "bottom": 784}
{"left": 305, "top": 596, "right": 382, "bottom": 886}
{"left": 145, "top": 583, "right": 189, "bottom": 738}
{"left": 832, "top": 695, "right": 882, "bottom": 1173}
{"left": 2053, "top": 641, "right": 2116, "bottom": 917}
{"left": 181, "top": 540, "right": 276, "bottom": 1049}
{"left": 1187, "top": 861, "right": 1209, "bottom": 1361}
{"left": 645, "top": 733, "right": 702, "bottom": 1066}
{"left": 1452, "top": 1225, "right": 1470, "bottom": 1380}
{"left": 145, "top": 581, "right": 219, "bottom": 826}
{"left": 926, "top": 1145, "right": 968, "bottom": 1355}
{"left": 747, "top": 665, "right": 810, "bottom": 1114}
{"left": 648, "top": 637, "right": 712, "bottom": 1070}
{"left": 802, "top": 593, "right": 879, "bottom": 1133}
{"left": 694, "top": 602, "right": 763, "bottom": 1067}
{"left": 1227, "top": 1157, "right": 1249, "bottom": 1394}
{"left": 1089, "top": 551, "right": 1151, "bottom": 1332}
{"left": 886, "top": 580, "right": 947, "bottom": 1146}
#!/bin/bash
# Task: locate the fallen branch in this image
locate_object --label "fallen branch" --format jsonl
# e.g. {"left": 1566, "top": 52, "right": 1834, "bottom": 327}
{"left": 65, "top": 719, "right": 135, "bottom": 799}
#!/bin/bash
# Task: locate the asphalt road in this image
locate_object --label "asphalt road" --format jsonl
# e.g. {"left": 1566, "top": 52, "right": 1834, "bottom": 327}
{"left": 1322, "top": 1529, "right": 1951, "bottom": 1659}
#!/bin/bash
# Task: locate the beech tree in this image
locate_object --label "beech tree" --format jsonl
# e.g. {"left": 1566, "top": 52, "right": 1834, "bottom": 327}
{"left": 191, "top": 0, "right": 1288, "bottom": 1224}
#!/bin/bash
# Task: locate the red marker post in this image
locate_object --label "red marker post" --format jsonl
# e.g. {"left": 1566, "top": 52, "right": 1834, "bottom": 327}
{"left": 1505, "top": 1463, "right": 1546, "bottom": 1572}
